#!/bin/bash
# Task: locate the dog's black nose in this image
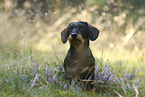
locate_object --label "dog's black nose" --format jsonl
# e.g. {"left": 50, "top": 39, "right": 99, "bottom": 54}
{"left": 71, "top": 33, "right": 77, "bottom": 39}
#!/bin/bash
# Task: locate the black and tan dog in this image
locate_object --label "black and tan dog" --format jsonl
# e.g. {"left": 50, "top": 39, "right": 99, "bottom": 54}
{"left": 61, "top": 21, "right": 99, "bottom": 89}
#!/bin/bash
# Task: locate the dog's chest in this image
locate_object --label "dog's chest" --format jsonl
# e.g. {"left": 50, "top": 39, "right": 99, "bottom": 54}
{"left": 66, "top": 55, "right": 92, "bottom": 75}
{"left": 64, "top": 48, "right": 95, "bottom": 79}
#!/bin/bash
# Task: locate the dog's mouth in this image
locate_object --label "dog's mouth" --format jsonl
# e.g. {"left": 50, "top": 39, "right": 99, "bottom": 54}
{"left": 70, "top": 40, "right": 81, "bottom": 46}
{"left": 71, "top": 38, "right": 80, "bottom": 41}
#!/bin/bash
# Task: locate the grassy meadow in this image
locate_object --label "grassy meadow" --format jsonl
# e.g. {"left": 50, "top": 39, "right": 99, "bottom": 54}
{"left": 0, "top": 5, "right": 145, "bottom": 97}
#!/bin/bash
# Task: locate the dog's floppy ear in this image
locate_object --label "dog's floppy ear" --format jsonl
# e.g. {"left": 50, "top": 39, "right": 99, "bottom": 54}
{"left": 88, "top": 23, "right": 100, "bottom": 41}
{"left": 61, "top": 27, "right": 68, "bottom": 43}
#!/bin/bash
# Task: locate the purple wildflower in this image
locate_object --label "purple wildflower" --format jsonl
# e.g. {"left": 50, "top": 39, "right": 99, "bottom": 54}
{"left": 59, "top": 63, "right": 65, "bottom": 72}
{"left": 127, "top": 83, "right": 131, "bottom": 89}
{"left": 120, "top": 78, "right": 124, "bottom": 83}
{"left": 136, "top": 67, "right": 144, "bottom": 74}
{"left": 29, "top": 66, "right": 33, "bottom": 69}
{"left": 63, "top": 83, "right": 67, "bottom": 89}
{"left": 23, "top": 69, "right": 26, "bottom": 74}
{"left": 46, "top": 65, "right": 53, "bottom": 77}
{"left": 21, "top": 75, "right": 28, "bottom": 80}
{"left": 95, "top": 62, "right": 100, "bottom": 71}
{"left": 33, "top": 83, "right": 38, "bottom": 87}
{"left": 14, "top": 71, "right": 17, "bottom": 75}
{"left": 53, "top": 74, "right": 58, "bottom": 83}
{"left": 32, "top": 62, "right": 37, "bottom": 73}
{"left": 3, "top": 77, "right": 9, "bottom": 83}
{"left": 121, "top": 85, "right": 127, "bottom": 94}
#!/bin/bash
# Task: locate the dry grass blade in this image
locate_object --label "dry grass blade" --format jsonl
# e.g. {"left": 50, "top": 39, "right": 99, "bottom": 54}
{"left": 29, "top": 74, "right": 39, "bottom": 91}
{"left": 133, "top": 85, "right": 139, "bottom": 97}
{"left": 113, "top": 90, "right": 123, "bottom": 97}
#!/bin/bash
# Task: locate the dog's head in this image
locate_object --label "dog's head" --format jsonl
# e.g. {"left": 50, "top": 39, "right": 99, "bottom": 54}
{"left": 61, "top": 21, "right": 100, "bottom": 47}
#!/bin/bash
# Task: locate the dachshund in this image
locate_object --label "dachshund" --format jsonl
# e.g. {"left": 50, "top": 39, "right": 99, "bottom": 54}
{"left": 61, "top": 21, "right": 100, "bottom": 89}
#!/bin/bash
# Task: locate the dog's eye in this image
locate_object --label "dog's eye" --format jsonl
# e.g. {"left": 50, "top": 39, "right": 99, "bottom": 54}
{"left": 68, "top": 24, "right": 74, "bottom": 32}
{"left": 78, "top": 24, "right": 86, "bottom": 30}
{"left": 68, "top": 27, "right": 73, "bottom": 32}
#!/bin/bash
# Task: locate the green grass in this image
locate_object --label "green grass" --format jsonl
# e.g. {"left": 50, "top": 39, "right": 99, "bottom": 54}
{"left": 0, "top": 47, "right": 144, "bottom": 97}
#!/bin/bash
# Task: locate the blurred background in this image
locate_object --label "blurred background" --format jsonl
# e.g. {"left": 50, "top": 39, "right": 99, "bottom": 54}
{"left": 0, "top": 0, "right": 145, "bottom": 68}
